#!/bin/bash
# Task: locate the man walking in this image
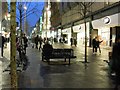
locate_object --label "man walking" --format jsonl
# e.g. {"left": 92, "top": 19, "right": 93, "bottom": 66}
{"left": 35, "top": 35, "right": 39, "bottom": 49}
{"left": 92, "top": 36, "right": 97, "bottom": 54}
{"left": 0, "top": 34, "right": 5, "bottom": 58}
{"left": 96, "top": 37, "right": 103, "bottom": 54}
{"left": 39, "top": 36, "right": 43, "bottom": 51}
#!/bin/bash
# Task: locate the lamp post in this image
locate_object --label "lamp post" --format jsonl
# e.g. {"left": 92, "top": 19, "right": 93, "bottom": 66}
{"left": 24, "top": 5, "right": 27, "bottom": 35}
{"left": 18, "top": 4, "right": 27, "bottom": 45}
{"left": 46, "top": 7, "right": 48, "bottom": 38}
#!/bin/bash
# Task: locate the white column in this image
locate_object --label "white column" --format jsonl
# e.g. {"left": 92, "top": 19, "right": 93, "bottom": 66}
{"left": 24, "top": 5, "right": 27, "bottom": 35}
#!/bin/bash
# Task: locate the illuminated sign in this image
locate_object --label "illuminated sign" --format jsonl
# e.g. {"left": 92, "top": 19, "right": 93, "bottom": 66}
{"left": 103, "top": 16, "right": 111, "bottom": 24}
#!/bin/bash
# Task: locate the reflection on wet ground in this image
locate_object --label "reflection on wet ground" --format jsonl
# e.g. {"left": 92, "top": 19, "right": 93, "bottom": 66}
{"left": 2, "top": 43, "right": 119, "bottom": 89}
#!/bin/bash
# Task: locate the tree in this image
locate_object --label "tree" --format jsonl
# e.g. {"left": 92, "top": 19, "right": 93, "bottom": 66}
{"left": 16, "top": 2, "right": 43, "bottom": 44}
{"left": 16, "top": 2, "right": 42, "bottom": 34}
{"left": 76, "top": 2, "right": 94, "bottom": 63}
{"left": 10, "top": 2, "right": 18, "bottom": 89}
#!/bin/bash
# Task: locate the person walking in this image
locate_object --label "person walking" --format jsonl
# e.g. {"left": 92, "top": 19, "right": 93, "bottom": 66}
{"left": 22, "top": 34, "right": 28, "bottom": 54}
{"left": 111, "top": 35, "right": 120, "bottom": 88}
{"left": 0, "top": 34, "right": 5, "bottom": 58}
{"left": 70, "top": 37, "right": 73, "bottom": 46}
{"left": 92, "top": 36, "right": 97, "bottom": 54}
{"left": 34, "top": 35, "right": 39, "bottom": 49}
{"left": 39, "top": 36, "right": 43, "bottom": 51}
{"left": 74, "top": 38, "right": 77, "bottom": 47}
{"left": 31, "top": 34, "right": 35, "bottom": 48}
{"left": 96, "top": 37, "right": 103, "bottom": 54}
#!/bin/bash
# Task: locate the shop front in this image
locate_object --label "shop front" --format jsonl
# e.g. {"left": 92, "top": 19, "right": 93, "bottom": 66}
{"left": 73, "top": 22, "right": 89, "bottom": 46}
{"left": 41, "top": 30, "right": 47, "bottom": 38}
{"left": 92, "top": 13, "right": 119, "bottom": 47}
{"left": 62, "top": 28, "right": 71, "bottom": 44}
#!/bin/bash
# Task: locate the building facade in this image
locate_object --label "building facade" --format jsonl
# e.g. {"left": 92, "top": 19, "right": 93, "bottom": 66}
{"left": 50, "top": 2, "right": 61, "bottom": 42}
{"left": 50, "top": 1, "right": 120, "bottom": 47}
{"left": 42, "top": 0, "right": 51, "bottom": 38}
{"left": 1, "top": 1, "right": 8, "bottom": 35}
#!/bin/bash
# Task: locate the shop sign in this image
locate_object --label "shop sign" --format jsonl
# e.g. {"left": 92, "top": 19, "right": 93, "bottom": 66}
{"left": 103, "top": 16, "right": 111, "bottom": 24}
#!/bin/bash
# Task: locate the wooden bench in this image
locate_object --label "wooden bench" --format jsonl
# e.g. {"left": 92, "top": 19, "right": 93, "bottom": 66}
{"left": 42, "top": 48, "right": 76, "bottom": 65}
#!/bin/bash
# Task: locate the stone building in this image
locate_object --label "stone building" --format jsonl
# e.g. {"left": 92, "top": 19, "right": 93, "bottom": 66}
{"left": 50, "top": 1, "right": 120, "bottom": 46}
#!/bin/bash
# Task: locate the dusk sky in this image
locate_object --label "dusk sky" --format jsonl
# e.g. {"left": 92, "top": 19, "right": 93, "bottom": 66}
{"left": 7, "top": 1, "right": 44, "bottom": 34}
{"left": 16, "top": 2, "right": 44, "bottom": 33}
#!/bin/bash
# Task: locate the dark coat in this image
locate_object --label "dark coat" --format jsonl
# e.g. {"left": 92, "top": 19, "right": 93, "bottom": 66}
{"left": 22, "top": 36, "right": 28, "bottom": 47}
{"left": 0, "top": 36, "right": 5, "bottom": 48}
{"left": 35, "top": 36, "right": 39, "bottom": 44}
{"left": 43, "top": 43, "right": 53, "bottom": 59}
{"left": 92, "top": 38, "right": 97, "bottom": 47}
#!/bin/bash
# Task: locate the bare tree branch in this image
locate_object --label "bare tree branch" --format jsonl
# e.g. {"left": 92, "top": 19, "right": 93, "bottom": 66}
{"left": 22, "top": 10, "right": 40, "bottom": 20}
{"left": 26, "top": 1, "right": 32, "bottom": 12}
{"left": 21, "top": 4, "right": 38, "bottom": 16}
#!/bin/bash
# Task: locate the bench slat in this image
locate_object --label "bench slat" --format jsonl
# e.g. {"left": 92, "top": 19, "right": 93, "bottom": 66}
{"left": 42, "top": 48, "right": 76, "bottom": 65}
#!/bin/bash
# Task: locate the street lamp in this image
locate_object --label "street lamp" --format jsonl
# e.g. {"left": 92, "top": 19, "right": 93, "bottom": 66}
{"left": 24, "top": 5, "right": 27, "bottom": 10}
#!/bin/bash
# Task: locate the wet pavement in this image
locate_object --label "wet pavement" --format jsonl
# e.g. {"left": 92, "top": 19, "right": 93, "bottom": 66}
{"left": 1, "top": 43, "right": 11, "bottom": 89}
{"left": 1, "top": 42, "right": 118, "bottom": 89}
